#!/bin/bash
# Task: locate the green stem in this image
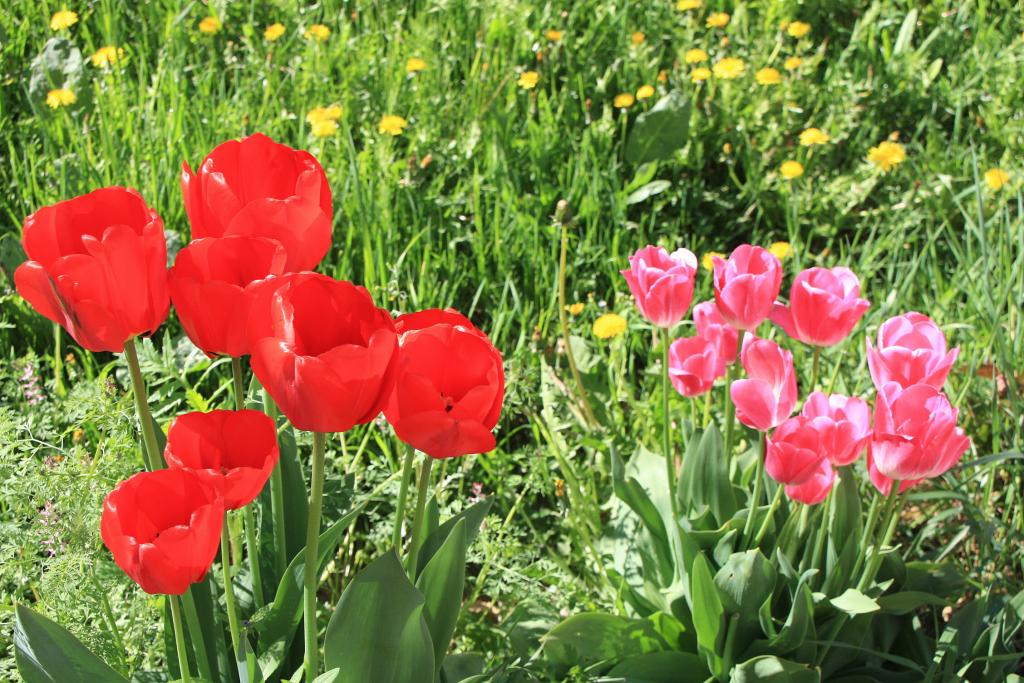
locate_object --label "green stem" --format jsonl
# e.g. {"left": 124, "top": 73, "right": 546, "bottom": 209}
{"left": 723, "top": 353, "right": 738, "bottom": 462}
{"left": 392, "top": 443, "right": 417, "bottom": 550}
{"left": 752, "top": 482, "right": 785, "bottom": 547}
{"left": 849, "top": 483, "right": 882, "bottom": 580}
{"left": 220, "top": 524, "right": 242, "bottom": 664}
{"left": 558, "top": 218, "right": 598, "bottom": 428}
{"left": 124, "top": 337, "right": 162, "bottom": 471}
{"left": 168, "top": 595, "right": 191, "bottom": 683}
{"left": 264, "top": 390, "right": 288, "bottom": 576}
{"left": 232, "top": 357, "right": 245, "bottom": 410}
{"left": 243, "top": 505, "right": 264, "bottom": 606}
{"left": 809, "top": 485, "right": 834, "bottom": 583}
{"left": 742, "top": 431, "right": 766, "bottom": 540}
{"left": 809, "top": 346, "right": 821, "bottom": 392}
{"left": 661, "top": 328, "right": 678, "bottom": 516}
{"left": 857, "top": 483, "right": 902, "bottom": 591}
{"left": 406, "top": 455, "right": 435, "bottom": 579}
{"left": 303, "top": 431, "right": 327, "bottom": 678}
{"left": 180, "top": 590, "right": 215, "bottom": 681}
{"left": 53, "top": 324, "right": 65, "bottom": 397}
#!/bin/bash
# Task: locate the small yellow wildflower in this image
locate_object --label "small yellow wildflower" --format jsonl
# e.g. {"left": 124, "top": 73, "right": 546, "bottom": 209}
{"left": 706, "top": 12, "right": 730, "bottom": 29}
{"left": 46, "top": 88, "right": 76, "bottom": 109}
{"left": 406, "top": 57, "right": 427, "bottom": 73}
{"left": 784, "top": 56, "right": 803, "bottom": 71}
{"left": 198, "top": 16, "right": 221, "bottom": 34}
{"left": 984, "top": 168, "right": 1011, "bottom": 191}
{"left": 306, "top": 105, "right": 342, "bottom": 125}
{"left": 691, "top": 67, "right": 712, "bottom": 83}
{"left": 378, "top": 114, "right": 408, "bottom": 136}
{"left": 311, "top": 119, "right": 338, "bottom": 138}
{"left": 636, "top": 84, "right": 655, "bottom": 100}
{"left": 712, "top": 57, "right": 745, "bottom": 79}
{"left": 755, "top": 67, "right": 782, "bottom": 85}
{"left": 264, "top": 23, "right": 286, "bottom": 41}
{"left": 50, "top": 9, "right": 78, "bottom": 31}
{"left": 867, "top": 141, "right": 907, "bottom": 172}
{"left": 676, "top": 0, "right": 702, "bottom": 10}
{"left": 305, "top": 24, "right": 330, "bottom": 41}
{"left": 685, "top": 48, "right": 709, "bottom": 63}
{"left": 769, "top": 242, "right": 793, "bottom": 260}
{"left": 723, "top": 142, "right": 733, "bottom": 155}
{"left": 90, "top": 46, "right": 124, "bottom": 68}
{"left": 631, "top": 31, "right": 646, "bottom": 45}
{"left": 799, "top": 128, "right": 830, "bottom": 146}
{"left": 566, "top": 303, "right": 585, "bottom": 315}
{"left": 780, "top": 161, "right": 804, "bottom": 179}
{"left": 657, "top": 69, "right": 669, "bottom": 83}
{"left": 702, "top": 252, "right": 725, "bottom": 271}
{"left": 787, "top": 21, "right": 812, "bottom": 38}
{"left": 517, "top": 71, "right": 539, "bottom": 89}
{"left": 546, "top": 29, "right": 563, "bottom": 42}
{"left": 593, "top": 313, "right": 628, "bottom": 339}
{"left": 613, "top": 93, "right": 635, "bottom": 108}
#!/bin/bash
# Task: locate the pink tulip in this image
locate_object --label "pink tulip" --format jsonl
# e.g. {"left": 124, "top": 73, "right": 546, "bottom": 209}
{"left": 785, "top": 457, "right": 835, "bottom": 505}
{"left": 770, "top": 267, "right": 870, "bottom": 346}
{"left": 693, "top": 301, "right": 738, "bottom": 369}
{"left": 870, "top": 382, "right": 970, "bottom": 482}
{"left": 866, "top": 312, "right": 959, "bottom": 390}
{"left": 621, "top": 245, "right": 698, "bottom": 328}
{"left": 731, "top": 337, "right": 798, "bottom": 431}
{"left": 800, "top": 391, "right": 871, "bottom": 466}
{"left": 866, "top": 445, "right": 919, "bottom": 496}
{"left": 712, "top": 245, "right": 782, "bottom": 331}
{"left": 668, "top": 336, "right": 721, "bottom": 397}
{"left": 765, "top": 416, "right": 828, "bottom": 485}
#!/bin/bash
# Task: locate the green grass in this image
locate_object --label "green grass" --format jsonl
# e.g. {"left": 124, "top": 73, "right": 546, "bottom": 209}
{"left": 1, "top": 0, "right": 1022, "bottom": 678}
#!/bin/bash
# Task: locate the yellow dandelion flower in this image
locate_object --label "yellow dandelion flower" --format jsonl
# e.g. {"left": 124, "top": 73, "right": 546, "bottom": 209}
{"left": 593, "top": 313, "right": 627, "bottom": 339}
{"left": 685, "top": 48, "right": 709, "bottom": 63}
{"left": 676, "top": 0, "right": 702, "bottom": 10}
{"left": 636, "top": 84, "right": 655, "bottom": 100}
{"left": 50, "top": 9, "right": 78, "bottom": 30}
{"left": 984, "top": 168, "right": 1011, "bottom": 191}
{"left": 517, "top": 70, "right": 540, "bottom": 89}
{"left": 406, "top": 57, "right": 427, "bottom": 73}
{"left": 311, "top": 119, "right": 338, "bottom": 138}
{"left": 90, "top": 46, "right": 124, "bottom": 68}
{"left": 723, "top": 142, "right": 733, "bottom": 155}
{"left": 46, "top": 88, "right": 76, "bottom": 109}
{"left": 702, "top": 251, "right": 725, "bottom": 271}
{"left": 264, "top": 23, "right": 286, "bottom": 41}
{"left": 706, "top": 12, "right": 730, "bottom": 28}
{"left": 784, "top": 56, "right": 803, "bottom": 71}
{"left": 613, "top": 93, "right": 635, "bottom": 108}
{"left": 378, "top": 114, "right": 408, "bottom": 136}
{"left": 755, "top": 67, "right": 782, "bottom": 85}
{"left": 304, "top": 24, "right": 330, "bottom": 42}
{"left": 691, "top": 67, "right": 712, "bottom": 82}
{"left": 306, "top": 105, "right": 342, "bottom": 125}
{"left": 198, "top": 16, "right": 221, "bottom": 34}
{"left": 566, "top": 302, "right": 585, "bottom": 315}
{"left": 867, "top": 141, "right": 907, "bottom": 172}
{"left": 631, "top": 31, "right": 646, "bottom": 45}
{"left": 787, "top": 21, "right": 811, "bottom": 38}
{"left": 712, "top": 57, "right": 745, "bottom": 79}
{"left": 780, "top": 161, "right": 804, "bottom": 179}
{"left": 546, "top": 29, "right": 563, "bottom": 42}
{"left": 657, "top": 69, "right": 669, "bottom": 83}
{"left": 799, "top": 128, "right": 830, "bottom": 146}
{"left": 769, "top": 242, "right": 793, "bottom": 260}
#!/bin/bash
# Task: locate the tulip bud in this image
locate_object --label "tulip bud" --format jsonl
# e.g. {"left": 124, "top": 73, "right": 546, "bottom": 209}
{"left": 621, "top": 245, "right": 698, "bottom": 328}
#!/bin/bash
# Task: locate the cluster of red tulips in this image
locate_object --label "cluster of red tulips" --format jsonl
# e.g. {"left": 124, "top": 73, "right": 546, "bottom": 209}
{"left": 13, "top": 133, "right": 504, "bottom": 679}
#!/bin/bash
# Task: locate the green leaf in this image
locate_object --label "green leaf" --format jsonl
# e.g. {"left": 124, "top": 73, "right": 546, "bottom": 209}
{"left": 830, "top": 589, "right": 880, "bottom": 616}
{"left": 611, "top": 448, "right": 671, "bottom": 569}
{"left": 714, "top": 550, "right": 777, "bottom": 645}
{"left": 769, "top": 583, "right": 814, "bottom": 655}
{"left": 624, "top": 91, "right": 691, "bottom": 164}
{"left": 607, "top": 650, "right": 710, "bottom": 682}
{"left": 311, "top": 669, "right": 341, "bottom": 683}
{"left": 28, "top": 38, "right": 89, "bottom": 115}
{"left": 730, "top": 655, "right": 820, "bottom": 682}
{"left": 540, "top": 613, "right": 671, "bottom": 671}
{"left": 0, "top": 232, "right": 26, "bottom": 285}
{"left": 415, "top": 519, "right": 468, "bottom": 676}
{"left": 830, "top": 467, "right": 861, "bottom": 549}
{"left": 625, "top": 180, "right": 672, "bottom": 205}
{"left": 877, "top": 591, "right": 949, "bottom": 615}
{"left": 14, "top": 604, "right": 128, "bottom": 683}
{"left": 678, "top": 425, "right": 737, "bottom": 526}
{"left": 415, "top": 498, "right": 492, "bottom": 577}
{"left": 892, "top": 9, "right": 918, "bottom": 56}
{"left": 323, "top": 551, "right": 434, "bottom": 683}
{"left": 277, "top": 429, "right": 310, "bottom": 561}
{"left": 689, "top": 553, "right": 724, "bottom": 671}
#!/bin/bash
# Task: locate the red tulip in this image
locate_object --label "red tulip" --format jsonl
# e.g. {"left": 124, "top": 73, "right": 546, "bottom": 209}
{"left": 693, "top": 301, "right": 738, "bottom": 368}
{"left": 14, "top": 187, "right": 169, "bottom": 353}
{"left": 621, "top": 245, "right": 698, "bottom": 328}
{"left": 668, "top": 335, "right": 721, "bottom": 397}
{"left": 248, "top": 272, "right": 398, "bottom": 433}
{"left": 101, "top": 468, "right": 224, "bottom": 595}
{"left": 784, "top": 457, "right": 835, "bottom": 505}
{"left": 731, "top": 337, "right": 798, "bottom": 431}
{"left": 712, "top": 245, "right": 782, "bottom": 331}
{"left": 870, "top": 382, "right": 970, "bottom": 482}
{"left": 770, "top": 267, "right": 869, "bottom": 346}
{"left": 168, "top": 236, "right": 287, "bottom": 357}
{"left": 866, "top": 312, "right": 958, "bottom": 391}
{"left": 181, "top": 133, "right": 332, "bottom": 272}
{"left": 164, "top": 409, "right": 280, "bottom": 510}
{"left": 384, "top": 308, "right": 504, "bottom": 458}
{"left": 866, "top": 445, "right": 919, "bottom": 496}
{"left": 765, "top": 416, "right": 828, "bottom": 485}
{"left": 800, "top": 391, "right": 871, "bottom": 466}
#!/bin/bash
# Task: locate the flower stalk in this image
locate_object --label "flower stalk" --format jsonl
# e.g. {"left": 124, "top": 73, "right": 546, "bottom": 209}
{"left": 303, "top": 431, "right": 328, "bottom": 677}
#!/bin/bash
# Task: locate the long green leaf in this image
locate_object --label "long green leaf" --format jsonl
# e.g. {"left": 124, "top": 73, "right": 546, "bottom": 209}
{"left": 415, "top": 519, "right": 468, "bottom": 677}
{"left": 15, "top": 604, "right": 128, "bottom": 683}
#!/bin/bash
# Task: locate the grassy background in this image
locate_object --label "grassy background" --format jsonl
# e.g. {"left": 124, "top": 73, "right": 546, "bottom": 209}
{"left": 1, "top": 0, "right": 1022, "bottom": 677}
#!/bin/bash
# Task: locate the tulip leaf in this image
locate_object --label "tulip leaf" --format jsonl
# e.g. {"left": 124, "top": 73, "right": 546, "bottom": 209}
{"left": 877, "top": 591, "right": 950, "bottom": 615}
{"left": 830, "top": 588, "right": 880, "bottom": 616}
{"left": 624, "top": 91, "right": 691, "bottom": 164}
{"left": 769, "top": 583, "right": 815, "bottom": 655}
{"left": 689, "top": 553, "right": 725, "bottom": 672}
{"left": 729, "top": 655, "right": 820, "bottom": 682}
{"left": 540, "top": 613, "right": 671, "bottom": 671}
{"left": 311, "top": 669, "right": 341, "bottom": 683}
{"left": 607, "top": 650, "right": 710, "bottom": 682}
{"left": 415, "top": 497, "right": 492, "bottom": 577}
{"left": 678, "top": 425, "right": 737, "bottom": 527}
{"left": 14, "top": 604, "right": 129, "bottom": 683}
{"left": 714, "top": 550, "right": 778, "bottom": 645}
{"left": 277, "top": 428, "right": 310, "bottom": 560}
{"left": 415, "top": 518, "right": 468, "bottom": 676}
{"left": 323, "top": 550, "right": 435, "bottom": 683}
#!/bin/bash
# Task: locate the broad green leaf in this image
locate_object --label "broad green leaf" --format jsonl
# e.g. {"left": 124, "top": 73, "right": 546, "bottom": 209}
{"left": 730, "top": 655, "right": 820, "bottom": 682}
{"left": 415, "top": 519, "right": 468, "bottom": 676}
{"left": 311, "top": 669, "right": 341, "bottom": 683}
{"left": 689, "top": 553, "right": 724, "bottom": 670}
{"left": 769, "top": 583, "right": 815, "bottom": 655}
{"left": 278, "top": 429, "right": 310, "bottom": 561}
{"left": 624, "top": 91, "right": 691, "bottom": 164}
{"left": 830, "top": 467, "right": 861, "bottom": 550}
{"left": 415, "top": 498, "right": 492, "bottom": 577}
{"left": 877, "top": 591, "right": 949, "bottom": 615}
{"left": 625, "top": 180, "right": 672, "bottom": 205}
{"left": 830, "top": 588, "right": 880, "bottom": 616}
{"left": 607, "top": 650, "right": 710, "bottom": 682}
{"left": 323, "top": 551, "right": 434, "bottom": 683}
{"left": 611, "top": 448, "right": 672, "bottom": 580}
{"left": 892, "top": 9, "right": 918, "bottom": 56}
{"left": 678, "top": 425, "right": 737, "bottom": 526}
{"left": 714, "top": 550, "right": 777, "bottom": 646}
{"left": 540, "top": 613, "right": 671, "bottom": 670}
{"left": 15, "top": 604, "right": 128, "bottom": 683}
